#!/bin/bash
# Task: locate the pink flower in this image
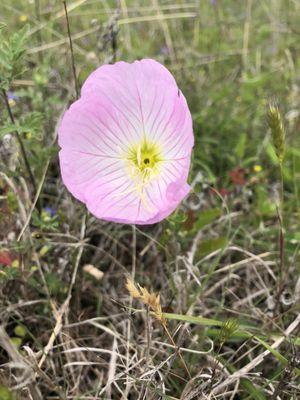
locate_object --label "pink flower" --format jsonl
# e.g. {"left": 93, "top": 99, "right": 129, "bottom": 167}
{"left": 58, "top": 59, "right": 194, "bottom": 225}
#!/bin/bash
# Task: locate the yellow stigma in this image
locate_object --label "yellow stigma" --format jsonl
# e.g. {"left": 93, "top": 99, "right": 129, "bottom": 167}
{"left": 127, "top": 140, "right": 163, "bottom": 183}
{"left": 118, "top": 139, "right": 163, "bottom": 211}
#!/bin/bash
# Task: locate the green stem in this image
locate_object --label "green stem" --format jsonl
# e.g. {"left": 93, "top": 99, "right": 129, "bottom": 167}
{"left": 278, "top": 162, "right": 285, "bottom": 281}
{"left": 62, "top": 0, "right": 79, "bottom": 99}
{"left": 2, "top": 89, "right": 37, "bottom": 193}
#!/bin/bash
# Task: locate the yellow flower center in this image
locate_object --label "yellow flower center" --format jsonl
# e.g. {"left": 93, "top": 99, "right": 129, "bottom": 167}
{"left": 113, "top": 139, "right": 164, "bottom": 212}
{"left": 127, "top": 140, "right": 163, "bottom": 184}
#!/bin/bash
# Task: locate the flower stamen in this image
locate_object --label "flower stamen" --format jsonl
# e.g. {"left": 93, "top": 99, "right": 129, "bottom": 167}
{"left": 121, "top": 139, "right": 163, "bottom": 211}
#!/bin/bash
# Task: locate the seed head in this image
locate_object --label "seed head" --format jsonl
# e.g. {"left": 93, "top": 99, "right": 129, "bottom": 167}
{"left": 267, "top": 102, "right": 286, "bottom": 163}
{"left": 125, "top": 278, "right": 141, "bottom": 299}
{"left": 219, "top": 318, "right": 239, "bottom": 343}
{"left": 126, "top": 278, "right": 166, "bottom": 324}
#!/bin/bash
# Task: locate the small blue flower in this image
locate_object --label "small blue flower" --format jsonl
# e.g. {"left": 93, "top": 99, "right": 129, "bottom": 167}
{"left": 159, "top": 46, "right": 169, "bottom": 56}
{"left": 44, "top": 206, "right": 57, "bottom": 217}
{"left": 7, "top": 91, "right": 19, "bottom": 101}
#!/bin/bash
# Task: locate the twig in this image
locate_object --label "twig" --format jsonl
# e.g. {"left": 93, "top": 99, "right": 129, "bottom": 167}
{"left": 123, "top": 225, "right": 137, "bottom": 399}
{"left": 17, "top": 158, "right": 50, "bottom": 241}
{"left": 62, "top": 0, "right": 79, "bottom": 99}
{"left": 162, "top": 323, "right": 191, "bottom": 379}
{"left": 2, "top": 89, "right": 37, "bottom": 193}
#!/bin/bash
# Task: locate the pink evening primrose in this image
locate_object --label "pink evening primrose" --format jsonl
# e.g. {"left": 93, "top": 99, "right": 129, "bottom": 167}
{"left": 58, "top": 59, "right": 194, "bottom": 225}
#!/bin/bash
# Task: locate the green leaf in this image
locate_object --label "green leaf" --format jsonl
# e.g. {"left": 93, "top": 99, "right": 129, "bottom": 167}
{"left": 240, "top": 378, "right": 267, "bottom": 400}
{"left": 0, "top": 385, "right": 15, "bottom": 400}
{"left": 163, "top": 312, "right": 223, "bottom": 327}
{"left": 162, "top": 313, "right": 300, "bottom": 347}
{"left": 167, "top": 210, "right": 187, "bottom": 225}
{"left": 235, "top": 132, "right": 247, "bottom": 159}
{"left": 253, "top": 335, "right": 300, "bottom": 375}
{"left": 0, "top": 123, "right": 17, "bottom": 137}
{"left": 255, "top": 186, "right": 276, "bottom": 217}
{"left": 0, "top": 25, "right": 29, "bottom": 87}
{"left": 196, "top": 236, "right": 227, "bottom": 258}
{"left": 194, "top": 207, "right": 221, "bottom": 229}
{"left": 0, "top": 112, "right": 44, "bottom": 140}
{"left": 265, "top": 142, "right": 278, "bottom": 165}
{"left": 20, "top": 111, "right": 44, "bottom": 140}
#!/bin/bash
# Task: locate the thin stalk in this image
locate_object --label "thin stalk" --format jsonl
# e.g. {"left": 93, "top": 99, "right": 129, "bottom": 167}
{"left": 34, "top": 0, "right": 43, "bottom": 62}
{"left": 2, "top": 89, "right": 37, "bottom": 193}
{"left": 208, "top": 340, "right": 224, "bottom": 391}
{"left": 162, "top": 322, "right": 191, "bottom": 379}
{"left": 274, "top": 161, "right": 285, "bottom": 313}
{"left": 62, "top": 0, "right": 79, "bottom": 99}
{"left": 145, "top": 305, "right": 150, "bottom": 363}
{"left": 279, "top": 162, "right": 284, "bottom": 209}
{"left": 124, "top": 226, "right": 137, "bottom": 398}
{"left": 278, "top": 162, "right": 285, "bottom": 281}
{"left": 111, "top": 24, "right": 117, "bottom": 63}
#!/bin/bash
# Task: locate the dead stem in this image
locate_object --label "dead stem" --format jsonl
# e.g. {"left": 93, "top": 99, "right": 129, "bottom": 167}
{"left": 162, "top": 322, "right": 191, "bottom": 380}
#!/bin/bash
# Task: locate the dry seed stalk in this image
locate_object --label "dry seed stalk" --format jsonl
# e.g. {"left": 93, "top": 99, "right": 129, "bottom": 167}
{"left": 126, "top": 278, "right": 191, "bottom": 378}
{"left": 126, "top": 278, "right": 166, "bottom": 324}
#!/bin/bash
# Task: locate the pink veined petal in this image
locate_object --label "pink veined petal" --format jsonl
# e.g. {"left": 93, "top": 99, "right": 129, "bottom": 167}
{"left": 81, "top": 59, "right": 193, "bottom": 149}
{"left": 58, "top": 96, "right": 136, "bottom": 156}
{"left": 58, "top": 59, "right": 194, "bottom": 224}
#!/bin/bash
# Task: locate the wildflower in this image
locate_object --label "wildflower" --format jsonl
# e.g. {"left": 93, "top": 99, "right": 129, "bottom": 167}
{"left": 58, "top": 59, "right": 194, "bottom": 224}
{"left": 229, "top": 167, "right": 246, "bottom": 186}
{"left": 253, "top": 164, "right": 262, "bottom": 173}
{"left": 7, "top": 92, "right": 19, "bottom": 108}
{"left": 7, "top": 92, "right": 19, "bottom": 100}
{"left": 159, "top": 46, "right": 169, "bottom": 56}
{"left": 8, "top": 99, "right": 16, "bottom": 107}
{"left": 19, "top": 15, "right": 28, "bottom": 23}
{"left": 0, "top": 250, "right": 13, "bottom": 266}
{"left": 11, "top": 259, "right": 19, "bottom": 268}
{"left": 44, "top": 206, "right": 57, "bottom": 217}
{"left": 41, "top": 209, "right": 51, "bottom": 222}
